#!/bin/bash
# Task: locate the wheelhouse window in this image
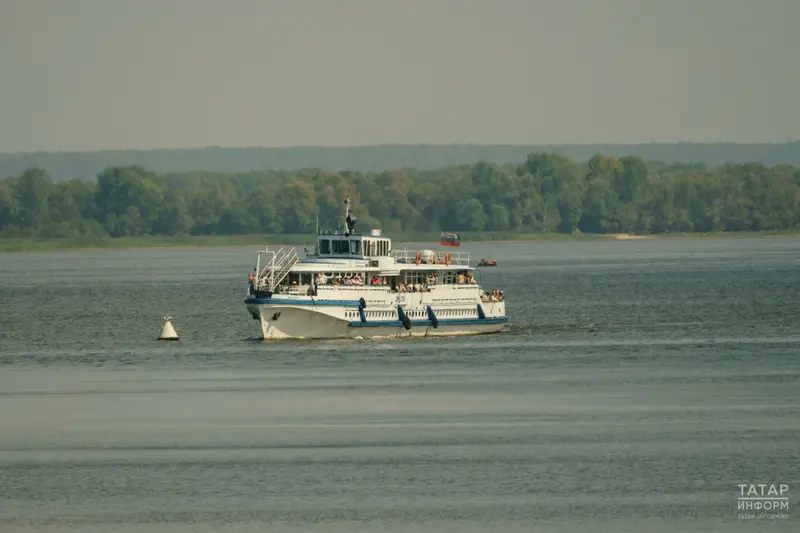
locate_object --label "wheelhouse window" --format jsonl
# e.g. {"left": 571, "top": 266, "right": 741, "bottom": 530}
{"left": 349, "top": 240, "right": 361, "bottom": 255}
{"left": 319, "top": 239, "right": 330, "bottom": 254}
{"left": 332, "top": 240, "right": 349, "bottom": 254}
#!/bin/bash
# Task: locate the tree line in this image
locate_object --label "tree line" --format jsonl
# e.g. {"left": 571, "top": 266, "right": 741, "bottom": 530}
{"left": 1, "top": 152, "right": 799, "bottom": 239}
{"left": 2, "top": 142, "right": 800, "bottom": 181}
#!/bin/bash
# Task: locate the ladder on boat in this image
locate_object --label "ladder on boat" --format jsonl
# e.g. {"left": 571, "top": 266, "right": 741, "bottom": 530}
{"left": 257, "top": 247, "right": 299, "bottom": 291}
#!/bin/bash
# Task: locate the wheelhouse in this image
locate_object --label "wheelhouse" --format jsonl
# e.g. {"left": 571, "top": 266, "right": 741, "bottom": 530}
{"left": 315, "top": 231, "right": 391, "bottom": 260}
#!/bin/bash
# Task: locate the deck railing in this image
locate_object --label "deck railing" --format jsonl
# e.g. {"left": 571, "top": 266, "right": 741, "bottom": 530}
{"left": 391, "top": 248, "right": 471, "bottom": 267}
{"left": 254, "top": 247, "right": 299, "bottom": 291}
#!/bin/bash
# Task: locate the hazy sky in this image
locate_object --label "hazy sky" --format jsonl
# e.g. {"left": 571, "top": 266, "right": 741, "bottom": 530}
{"left": 1, "top": 0, "right": 798, "bottom": 152}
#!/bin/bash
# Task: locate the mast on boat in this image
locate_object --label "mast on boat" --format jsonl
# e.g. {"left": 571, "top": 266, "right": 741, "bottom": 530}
{"left": 344, "top": 196, "right": 357, "bottom": 236}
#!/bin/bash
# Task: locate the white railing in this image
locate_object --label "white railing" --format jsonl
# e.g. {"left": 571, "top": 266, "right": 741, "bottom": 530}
{"left": 255, "top": 247, "right": 299, "bottom": 291}
{"left": 391, "top": 248, "right": 471, "bottom": 266}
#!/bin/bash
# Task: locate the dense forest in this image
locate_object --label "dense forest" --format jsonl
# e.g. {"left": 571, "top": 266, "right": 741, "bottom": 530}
{"left": 1, "top": 152, "right": 799, "bottom": 239}
{"left": 2, "top": 142, "right": 800, "bottom": 181}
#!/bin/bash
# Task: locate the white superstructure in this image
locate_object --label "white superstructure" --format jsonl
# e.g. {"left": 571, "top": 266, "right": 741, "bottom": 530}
{"left": 244, "top": 199, "right": 507, "bottom": 340}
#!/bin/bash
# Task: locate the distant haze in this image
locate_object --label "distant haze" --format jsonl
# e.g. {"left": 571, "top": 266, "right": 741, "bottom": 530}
{"left": 1, "top": 0, "right": 798, "bottom": 153}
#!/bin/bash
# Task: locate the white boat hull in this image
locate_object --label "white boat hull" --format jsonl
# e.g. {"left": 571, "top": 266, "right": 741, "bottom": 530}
{"left": 246, "top": 299, "right": 507, "bottom": 340}
{"left": 244, "top": 221, "right": 508, "bottom": 340}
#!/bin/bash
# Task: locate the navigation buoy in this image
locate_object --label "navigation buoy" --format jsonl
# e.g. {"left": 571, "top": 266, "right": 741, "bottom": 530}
{"left": 158, "top": 316, "right": 180, "bottom": 341}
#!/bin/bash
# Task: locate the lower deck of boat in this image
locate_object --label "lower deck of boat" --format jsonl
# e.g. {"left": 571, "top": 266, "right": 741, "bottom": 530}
{"left": 246, "top": 299, "right": 507, "bottom": 340}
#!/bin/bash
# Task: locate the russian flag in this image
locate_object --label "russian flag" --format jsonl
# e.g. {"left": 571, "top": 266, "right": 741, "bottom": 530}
{"left": 440, "top": 231, "right": 460, "bottom": 247}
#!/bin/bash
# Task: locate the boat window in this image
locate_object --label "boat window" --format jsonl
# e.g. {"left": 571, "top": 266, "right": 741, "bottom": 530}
{"left": 332, "top": 240, "right": 349, "bottom": 254}
{"left": 319, "top": 239, "right": 330, "bottom": 254}
{"left": 403, "top": 271, "right": 432, "bottom": 286}
{"left": 350, "top": 240, "right": 361, "bottom": 255}
{"left": 363, "top": 239, "right": 390, "bottom": 256}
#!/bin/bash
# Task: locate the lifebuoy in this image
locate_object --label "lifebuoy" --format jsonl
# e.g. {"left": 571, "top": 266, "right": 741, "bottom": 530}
{"left": 444, "top": 253, "right": 451, "bottom": 266}
{"left": 415, "top": 252, "right": 421, "bottom": 265}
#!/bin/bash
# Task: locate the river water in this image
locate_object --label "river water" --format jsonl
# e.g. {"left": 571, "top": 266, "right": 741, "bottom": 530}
{"left": 0, "top": 237, "right": 798, "bottom": 532}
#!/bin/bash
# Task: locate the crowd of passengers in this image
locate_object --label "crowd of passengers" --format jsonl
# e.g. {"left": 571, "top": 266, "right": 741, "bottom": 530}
{"left": 314, "top": 272, "right": 365, "bottom": 285}
{"left": 310, "top": 271, "right": 478, "bottom": 289}
{"left": 261, "top": 270, "right": 503, "bottom": 302}
{"left": 481, "top": 288, "right": 505, "bottom": 303}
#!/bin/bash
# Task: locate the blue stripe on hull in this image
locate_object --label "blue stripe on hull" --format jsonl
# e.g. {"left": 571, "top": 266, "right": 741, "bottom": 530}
{"left": 347, "top": 317, "right": 507, "bottom": 327}
{"left": 245, "top": 298, "right": 362, "bottom": 307}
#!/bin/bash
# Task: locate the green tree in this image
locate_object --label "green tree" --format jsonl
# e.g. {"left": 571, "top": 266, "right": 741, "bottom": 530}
{"left": 14, "top": 168, "right": 51, "bottom": 229}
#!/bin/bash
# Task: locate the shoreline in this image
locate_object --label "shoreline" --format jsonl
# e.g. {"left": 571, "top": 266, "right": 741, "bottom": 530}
{"left": 2, "top": 231, "right": 798, "bottom": 253}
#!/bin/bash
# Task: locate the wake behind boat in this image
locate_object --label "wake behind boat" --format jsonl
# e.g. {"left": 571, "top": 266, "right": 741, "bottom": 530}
{"left": 244, "top": 199, "right": 507, "bottom": 340}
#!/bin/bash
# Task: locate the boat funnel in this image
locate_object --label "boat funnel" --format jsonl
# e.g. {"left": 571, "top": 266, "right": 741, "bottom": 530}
{"left": 158, "top": 316, "right": 180, "bottom": 341}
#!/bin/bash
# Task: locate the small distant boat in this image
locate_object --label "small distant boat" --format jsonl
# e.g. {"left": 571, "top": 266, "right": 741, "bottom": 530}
{"left": 477, "top": 259, "right": 497, "bottom": 267}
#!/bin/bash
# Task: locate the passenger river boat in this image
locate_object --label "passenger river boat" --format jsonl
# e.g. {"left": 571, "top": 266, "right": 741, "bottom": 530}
{"left": 244, "top": 199, "right": 507, "bottom": 339}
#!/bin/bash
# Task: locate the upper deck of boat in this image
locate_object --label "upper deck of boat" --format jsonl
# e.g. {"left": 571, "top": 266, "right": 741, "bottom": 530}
{"left": 253, "top": 200, "right": 475, "bottom": 295}
{"left": 298, "top": 228, "right": 472, "bottom": 271}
